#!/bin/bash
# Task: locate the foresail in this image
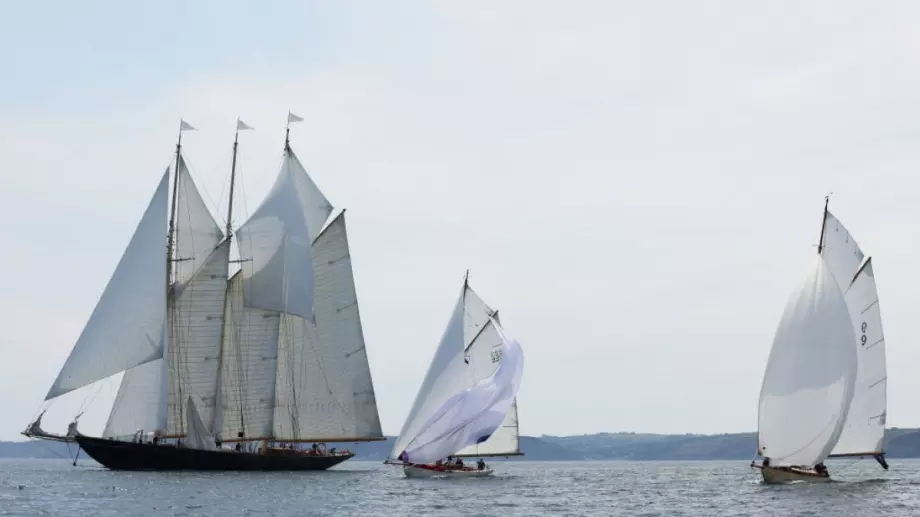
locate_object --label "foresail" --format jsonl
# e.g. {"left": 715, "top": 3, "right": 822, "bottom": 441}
{"left": 46, "top": 170, "right": 170, "bottom": 400}
{"left": 219, "top": 272, "right": 280, "bottom": 439}
{"left": 103, "top": 359, "right": 168, "bottom": 438}
{"left": 390, "top": 290, "right": 468, "bottom": 459}
{"left": 235, "top": 148, "right": 332, "bottom": 322}
{"left": 173, "top": 155, "right": 224, "bottom": 290}
{"left": 167, "top": 241, "right": 231, "bottom": 435}
{"left": 831, "top": 258, "right": 887, "bottom": 456}
{"left": 273, "top": 213, "right": 383, "bottom": 440}
{"left": 757, "top": 256, "right": 858, "bottom": 467}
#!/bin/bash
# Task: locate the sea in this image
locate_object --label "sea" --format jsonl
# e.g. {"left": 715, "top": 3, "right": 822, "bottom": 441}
{"left": 1, "top": 458, "right": 916, "bottom": 516}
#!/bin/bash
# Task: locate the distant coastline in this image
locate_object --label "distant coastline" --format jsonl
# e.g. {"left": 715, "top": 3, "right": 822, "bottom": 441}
{"left": 5, "top": 428, "right": 920, "bottom": 461}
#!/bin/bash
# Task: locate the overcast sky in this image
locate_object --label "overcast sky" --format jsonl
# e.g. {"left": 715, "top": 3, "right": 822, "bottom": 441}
{"left": 3, "top": 1, "right": 920, "bottom": 441}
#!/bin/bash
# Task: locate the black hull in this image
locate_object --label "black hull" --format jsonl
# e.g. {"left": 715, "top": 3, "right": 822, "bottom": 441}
{"left": 75, "top": 437, "right": 354, "bottom": 471}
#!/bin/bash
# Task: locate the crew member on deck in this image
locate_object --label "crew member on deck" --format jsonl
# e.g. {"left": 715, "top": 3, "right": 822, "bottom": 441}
{"left": 477, "top": 459, "right": 485, "bottom": 470}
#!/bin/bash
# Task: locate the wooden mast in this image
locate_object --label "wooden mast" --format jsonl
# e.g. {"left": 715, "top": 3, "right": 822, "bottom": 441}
{"left": 817, "top": 194, "right": 830, "bottom": 254}
{"left": 213, "top": 118, "right": 248, "bottom": 438}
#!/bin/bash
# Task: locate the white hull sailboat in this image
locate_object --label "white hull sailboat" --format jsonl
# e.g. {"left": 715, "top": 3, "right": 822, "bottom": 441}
{"left": 403, "top": 464, "right": 495, "bottom": 479}
{"left": 23, "top": 115, "right": 385, "bottom": 470}
{"left": 753, "top": 198, "right": 889, "bottom": 484}
{"left": 387, "top": 274, "right": 524, "bottom": 478}
{"left": 756, "top": 465, "right": 832, "bottom": 484}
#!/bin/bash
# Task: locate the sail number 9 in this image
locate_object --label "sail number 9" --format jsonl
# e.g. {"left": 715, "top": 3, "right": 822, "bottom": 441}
{"left": 861, "top": 322, "right": 868, "bottom": 346}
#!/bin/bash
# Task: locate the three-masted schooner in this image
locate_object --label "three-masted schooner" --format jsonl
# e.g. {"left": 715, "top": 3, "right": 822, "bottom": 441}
{"left": 23, "top": 115, "right": 385, "bottom": 470}
{"left": 752, "top": 198, "right": 889, "bottom": 483}
{"left": 387, "top": 274, "right": 524, "bottom": 478}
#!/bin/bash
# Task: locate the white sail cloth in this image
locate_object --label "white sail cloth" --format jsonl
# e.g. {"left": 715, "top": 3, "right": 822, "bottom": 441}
{"left": 833, "top": 259, "right": 887, "bottom": 455}
{"left": 235, "top": 149, "right": 332, "bottom": 322}
{"left": 185, "top": 396, "right": 217, "bottom": 451}
{"left": 820, "top": 210, "right": 888, "bottom": 457}
{"left": 757, "top": 256, "right": 858, "bottom": 467}
{"left": 396, "top": 323, "right": 523, "bottom": 464}
{"left": 46, "top": 170, "right": 170, "bottom": 400}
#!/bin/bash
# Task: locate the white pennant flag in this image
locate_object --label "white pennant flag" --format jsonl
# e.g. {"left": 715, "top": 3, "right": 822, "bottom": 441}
{"left": 179, "top": 119, "right": 196, "bottom": 132}
{"left": 287, "top": 112, "right": 304, "bottom": 124}
{"left": 237, "top": 119, "right": 254, "bottom": 131}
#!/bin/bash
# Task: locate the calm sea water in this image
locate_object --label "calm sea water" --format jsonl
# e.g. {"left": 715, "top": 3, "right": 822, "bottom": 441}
{"left": 1, "top": 458, "right": 917, "bottom": 516}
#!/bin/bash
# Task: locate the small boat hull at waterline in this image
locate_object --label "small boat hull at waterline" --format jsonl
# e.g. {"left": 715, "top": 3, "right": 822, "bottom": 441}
{"left": 403, "top": 464, "right": 494, "bottom": 479}
{"left": 756, "top": 465, "right": 831, "bottom": 484}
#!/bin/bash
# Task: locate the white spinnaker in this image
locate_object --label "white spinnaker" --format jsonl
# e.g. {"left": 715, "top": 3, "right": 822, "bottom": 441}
{"left": 273, "top": 213, "right": 383, "bottom": 440}
{"left": 46, "top": 170, "right": 170, "bottom": 400}
{"left": 219, "top": 272, "right": 280, "bottom": 439}
{"left": 398, "top": 324, "right": 524, "bottom": 464}
{"left": 758, "top": 256, "right": 858, "bottom": 467}
{"left": 172, "top": 155, "right": 224, "bottom": 290}
{"left": 103, "top": 359, "right": 167, "bottom": 438}
{"left": 831, "top": 258, "right": 887, "bottom": 456}
{"left": 455, "top": 319, "right": 520, "bottom": 456}
{"left": 167, "top": 241, "right": 231, "bottom": 434}
{"left": 390, "top": 289, "right": 468, "bottom": 459}
{"left": 235, "top": 148, "right": 332, "bottom": 322}
{"left": 820, "top": 210, "right": 865, "bottom": 288}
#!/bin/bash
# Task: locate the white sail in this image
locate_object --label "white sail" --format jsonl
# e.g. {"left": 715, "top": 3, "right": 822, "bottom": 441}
{"left": 831, "top": 258, "right": 887, "bottom": 456}
{"left": 46, "top": 170, "right": 170, "bottom": 400}
{"left": 758, "top": 256, "right": 858, "bottom": 467}
{"left": 235, "top": 148, "right": 332, "bottom": 322}
{"left": 167, "top": 241, "right": 231, "bottom": 434}
{"left": 272, "top": 213, "right": 383, "bottom": 440}
{"left": 455, "top": 316, "right": 520, "bottom": 456}
{"left": 185, "top": 396, "right": 217, "bottom": 451}
{"left": 172, "top": 155, "right": 224, "bottom": 290}
{"left": 816, "top": 210, "right": 888, "bottom": 457}
{"left": 396, "top": 322, "right": 524, "bottom": 464}
{"left": 820, "top": 210, "right": 865, "bottom": 287}
{"left": 103, "top": 359, "right": 167, "bottom": 438}
{"left": 390, "top": 281, "right": 524, "bottom": 462}
{"left": 219, "top": 272, "right": 280, "bottom": 439}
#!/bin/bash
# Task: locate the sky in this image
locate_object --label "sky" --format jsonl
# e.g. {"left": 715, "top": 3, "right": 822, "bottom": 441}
{"left": 3, "top": 0, "right": 920, "bottom": 441}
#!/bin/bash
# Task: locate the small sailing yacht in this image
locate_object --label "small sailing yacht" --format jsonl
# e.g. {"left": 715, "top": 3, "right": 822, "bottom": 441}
{"left": 753, "top": 198, "right": 888, "bottom": 483}
{"left": 387, "top": 274, "right": 524, "bottom": 478}
{"left": 23, "top": 116, "right": 385, "bottom": 470}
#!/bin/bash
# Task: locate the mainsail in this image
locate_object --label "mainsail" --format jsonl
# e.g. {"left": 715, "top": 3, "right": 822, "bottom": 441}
{"left": 390, "top": 280, "right": 524, "bottom": 464}
{"left": 40, "top": 122, "right": 384, "bottom": 452}
{"left": 757, "top": 255, "right": 858, "bottom": 467}
{"left": 820, "top": 210, "right": 888, "bottom": 458}
{"left": 272, "top": 212, "right": 383, "bottom": 441}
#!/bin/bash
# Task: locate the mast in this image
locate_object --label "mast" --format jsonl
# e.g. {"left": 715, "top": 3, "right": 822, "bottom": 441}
{"left": 166, "top": 122, "right": 184, "bottom": 285}
{"left": 817, "top": 195, "right": 830, "bottom": 254}
{"left": 216, "top": 118, "right": 251, "bottom": 438}
{"left": 226, "top": 123, "right": 241, "bottom": 239}
{"left": 167, "top": 119, "right": 194, "bottom": 437}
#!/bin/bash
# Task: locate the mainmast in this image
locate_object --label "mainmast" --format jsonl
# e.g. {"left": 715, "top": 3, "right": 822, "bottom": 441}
{"left": 817, "top": 194, "right": 830, "bottom": 254}
{"left": 218, "top": 118, "right": 252, "bottom": 439}
{"left": 226, "top": 118, "right": 252, "bottom": 239}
